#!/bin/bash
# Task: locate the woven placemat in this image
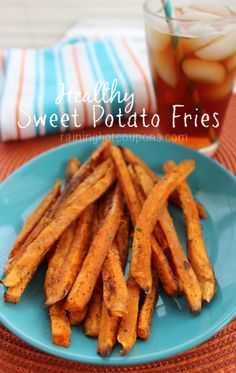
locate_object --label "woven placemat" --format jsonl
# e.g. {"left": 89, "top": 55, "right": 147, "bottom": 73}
{"left": 0, "top": 96, "right": 236, "bottom": 372}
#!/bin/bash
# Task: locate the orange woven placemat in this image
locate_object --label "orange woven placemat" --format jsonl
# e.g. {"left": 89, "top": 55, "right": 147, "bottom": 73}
{"left": 0, "top": 96, "right": 236, "bottom": 373}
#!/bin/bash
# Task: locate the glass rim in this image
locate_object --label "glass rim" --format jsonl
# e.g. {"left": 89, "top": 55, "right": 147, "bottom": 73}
{"left": 143, "top": 0, "right": 236, "bottom": 25}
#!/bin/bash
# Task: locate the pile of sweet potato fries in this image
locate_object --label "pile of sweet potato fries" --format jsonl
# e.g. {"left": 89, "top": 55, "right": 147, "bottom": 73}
{"left": 2, "top": 140, "right": 216, "bottom": 355}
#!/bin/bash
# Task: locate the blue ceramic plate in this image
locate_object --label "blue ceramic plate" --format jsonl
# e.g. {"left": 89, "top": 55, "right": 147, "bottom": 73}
{"left": 0, "top": 135, "right": 236, "bottom": 365}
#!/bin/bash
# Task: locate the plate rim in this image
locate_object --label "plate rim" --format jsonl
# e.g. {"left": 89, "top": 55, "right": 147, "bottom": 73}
{"left": 0, "top": 135, "right": 236, "bottom": 366}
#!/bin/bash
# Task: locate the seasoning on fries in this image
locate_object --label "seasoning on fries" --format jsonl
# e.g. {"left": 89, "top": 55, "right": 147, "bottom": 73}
{"left": 47, "top": 157, "right": 79, "bottom": 344}
{"left": 133, "top": 160, "right": 202, "bottom": 312}
{"left": 102, "top": 240, "right": 128, "bottom": 317}
{"left": 45, "top": 205, "right": 94, "bottom": 306}
{"left": 111, "top": 145, "right": 178, "bottom": 354}
{"left": 5, "top": 179, "right": 61, "bottom": 267}
{"left": 131, "top": 160, "right": 196, "bottom": 294}
{"left": 97, "top": 302, "right": 120, "bottom": 356}
{"left": 69, "top": 307, "right": 88, "bottom": 326}
{"left": 65, "top": 157, "right": 79, "bottom": 183}
{"left": 2, "top": 140, "right": 216, "bottom": 356}
{"left": 84, "top": 279, "right": 103, "bottom": 337}
{"left": 98, "top": 210, "right": 129, "bottom": 356}
{"left": 138, "top": 271, "right": 158, "bottom": 340}
{"left": 49, "top": 301, "right": 71, "bottom": 348}
{"left": 164, "top": 160, "right": 216, "bottom": 302}
{"left": 54, "top": 139, "right": 112, "bottom": 212}
{"left": 129, "top": 164, "right": 179, "bottom": 297}
{"left": 122, "top": 146, "right": 206, "bottom": 219}
{"left": 117, "top": 276, "right": 140, "bottom": 356}
{"left": 2, "top": 159, "right": 116, "bottom": 288}
{"left": 65, "top": 184, "right": 123, "bottom": 312}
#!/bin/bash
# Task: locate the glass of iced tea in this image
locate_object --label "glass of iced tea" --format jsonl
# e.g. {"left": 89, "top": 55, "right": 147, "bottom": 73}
{"left": 144, "top": 0, "right": 236, "bottom": 155}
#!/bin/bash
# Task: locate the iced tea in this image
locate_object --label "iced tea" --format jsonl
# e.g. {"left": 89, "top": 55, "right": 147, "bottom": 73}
{"left": 144, "top": 0, "right": 236, "bottom": 155}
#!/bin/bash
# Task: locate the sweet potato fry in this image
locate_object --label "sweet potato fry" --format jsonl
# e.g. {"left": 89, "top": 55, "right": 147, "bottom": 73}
{"left": 65, "top": 157, "right": 79, "bottom": 183}
{"left": 2, "top": 159, "right": 116, "bottom": 288}
{"left": 69, "top": 307, "right": 88, "bottom": 326}
{"left": 131, "top": 160, "right": 196, "bottom": 294}
{"left": 115, "top": 210, "right": 130, "bottom": 269}
{"left": 4, "top": 159, "right": 78, "bottom": 303}
{"left": 4, "top": 268, "right": 37, "bottom": 303}
{"left": 71, "top": 139, "right": 111, "bottom": 183}
{"left": 84, "top": 279, "right": 103, "bottom": 337}
{"left": 111, "top": 146, "right": 140, "bottom": 226}
{"left": 47, "top": 157, "right": 80, "bottom": 266}
{"left": 133, "top": 164, "right": 183, "bottom": 290}
{"left": 7, "top": 179, "right": 61, "bottom": 262}
{"left": 54, "top": 139, "right": 112, "bottom": 212}
{"left": 127, "top": 164, "right": 146, "bottom": 203}
{"left": 102, "top": 240, "right": 128, "bottom": 317}
{"left": 153, "top": 223, "right": 169, "bottom": 254}
{"left": 5, "top": 159, "right": 98, "bottom": 278}
{"left": 111, "top": 146, "right": 178, "bottom": 354}
{"left": 92, "top": 203, "right": 100, "bottom": 236}
{"left": 138, "top": 271, "right": 158, "bottom": 340}
{"left": 196, "top": 202, "right": 207, "bottom": 219}
{"left": 153, "top": 226, "right": 183, "bottom": 293}
{"left": 130, "top": 164, "right": 152, "bottom": 200}
{"left": 110, "top": 148, "right": 142, "bottom": 355}
{"left": 128, "top": 163, "right": 179, "bottom": 295}
{"left": 49, "top": 301, "right": 71, "bottom": 347}
{"left": 122, "top": 146, "right": 206, "bottom": 219}
{"left": 129, "top": 160, "right": 161, "bottom": 351}
{"left": 5, "top": 212, "right": 52, "bottom": 276}
{"left": 171, "top": 191, "right": 207, "bottom": 219}
{"left": 160, "top": 209, "right": 202, "bottom": 312}
{"left": 112, "top": 147, "right": 178, "bottom": 296}
{"left": 48, "top": 158, "right": 79, "bottom": 345}
{"left": 128, "top": 164, "right": 179, "bottom": 297}
{"left": 97, "top": 302, "right": 120, "bottom": 356}
{"left": 45, "top": 204, "right": 94, "bottom": 305}
{"left": 97, "top": 211, "right": 129, "bottom": 356}
{"left": 81, "top": 204, "right": 102, "bottom": 336}
{"left": 58, "top": 158, "right": 114, "bottom": 210}
{"left": 164, "top": 160, "right": 216, "bottom": 302}
{"left": 122, "top": 146, "right": 157, "bottom": 181}
{"left": 45, "top": 223, "right": 75, "bottom": 302}
{"left": 7, "top": 155, "right": 78, "bottom": 273}
{"left": 134, "top": 162, "right": 202, "bottom": 312}
{"left": 117, "top": 276, "right": 140, "bottom": 356}
{"left": 150, "top": 236, "right": 177, "bottom": 296}
{"left": 4, "top": 195, "right": 64, "bottom": 303}
{"left": 65, "top": 184, "right": 123, "bottom": 312}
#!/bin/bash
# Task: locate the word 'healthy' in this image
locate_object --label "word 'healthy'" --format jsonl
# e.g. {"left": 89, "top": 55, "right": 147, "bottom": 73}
{"left": 18, "top": 80, "right": 220, "bottom": 130}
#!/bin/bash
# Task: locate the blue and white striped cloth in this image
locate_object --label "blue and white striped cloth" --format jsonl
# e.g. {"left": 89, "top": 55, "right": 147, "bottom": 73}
{"left": 0, "top": 28, "right": 156, "bottom": 141}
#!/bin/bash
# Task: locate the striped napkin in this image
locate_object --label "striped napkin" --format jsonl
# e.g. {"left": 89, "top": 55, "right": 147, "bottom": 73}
{"left": 0, "top": 28, "right": 156, "bottom": 141}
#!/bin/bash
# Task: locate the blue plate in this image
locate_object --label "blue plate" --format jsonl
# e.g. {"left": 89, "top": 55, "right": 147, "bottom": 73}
{"left": 0, "top": 135, "right": 236, "bottom": 365}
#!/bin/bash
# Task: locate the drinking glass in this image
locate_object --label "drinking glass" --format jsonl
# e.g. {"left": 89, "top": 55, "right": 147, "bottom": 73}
{"left": 144, "top": 0, "right": 236, "bottom": 155}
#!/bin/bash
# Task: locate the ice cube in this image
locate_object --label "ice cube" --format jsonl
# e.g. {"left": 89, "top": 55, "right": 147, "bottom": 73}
{"left": 202, "top": 70, "right": 236, "bottom": 100}
{"left": 146, "top": 27, "right": 171, "bottom": 52}
{"left": 181, "top": 35, "right": 216, "bottom": 54}
{"left": 190, "top": 0, "right": 232, "bottom": 17}
{"left": 179, "top": 10, "right": 220, "bottom": 21}
{"left": 182, "top": 58, "right": 226, "bottom": 84}
{"left": 221, "top": 23, "right": 236, "bottom": 36}
{"left": 184, "top": 24, "right": 219, "bottom": 38}
{"left": 153, "top": 47, "right": 178, "bottom": 87}
{"left": 225, "top": 53, "right": 236, "bottom": 71}
{"left": 195, "top": 31, "right": 236, "bottom": 60}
